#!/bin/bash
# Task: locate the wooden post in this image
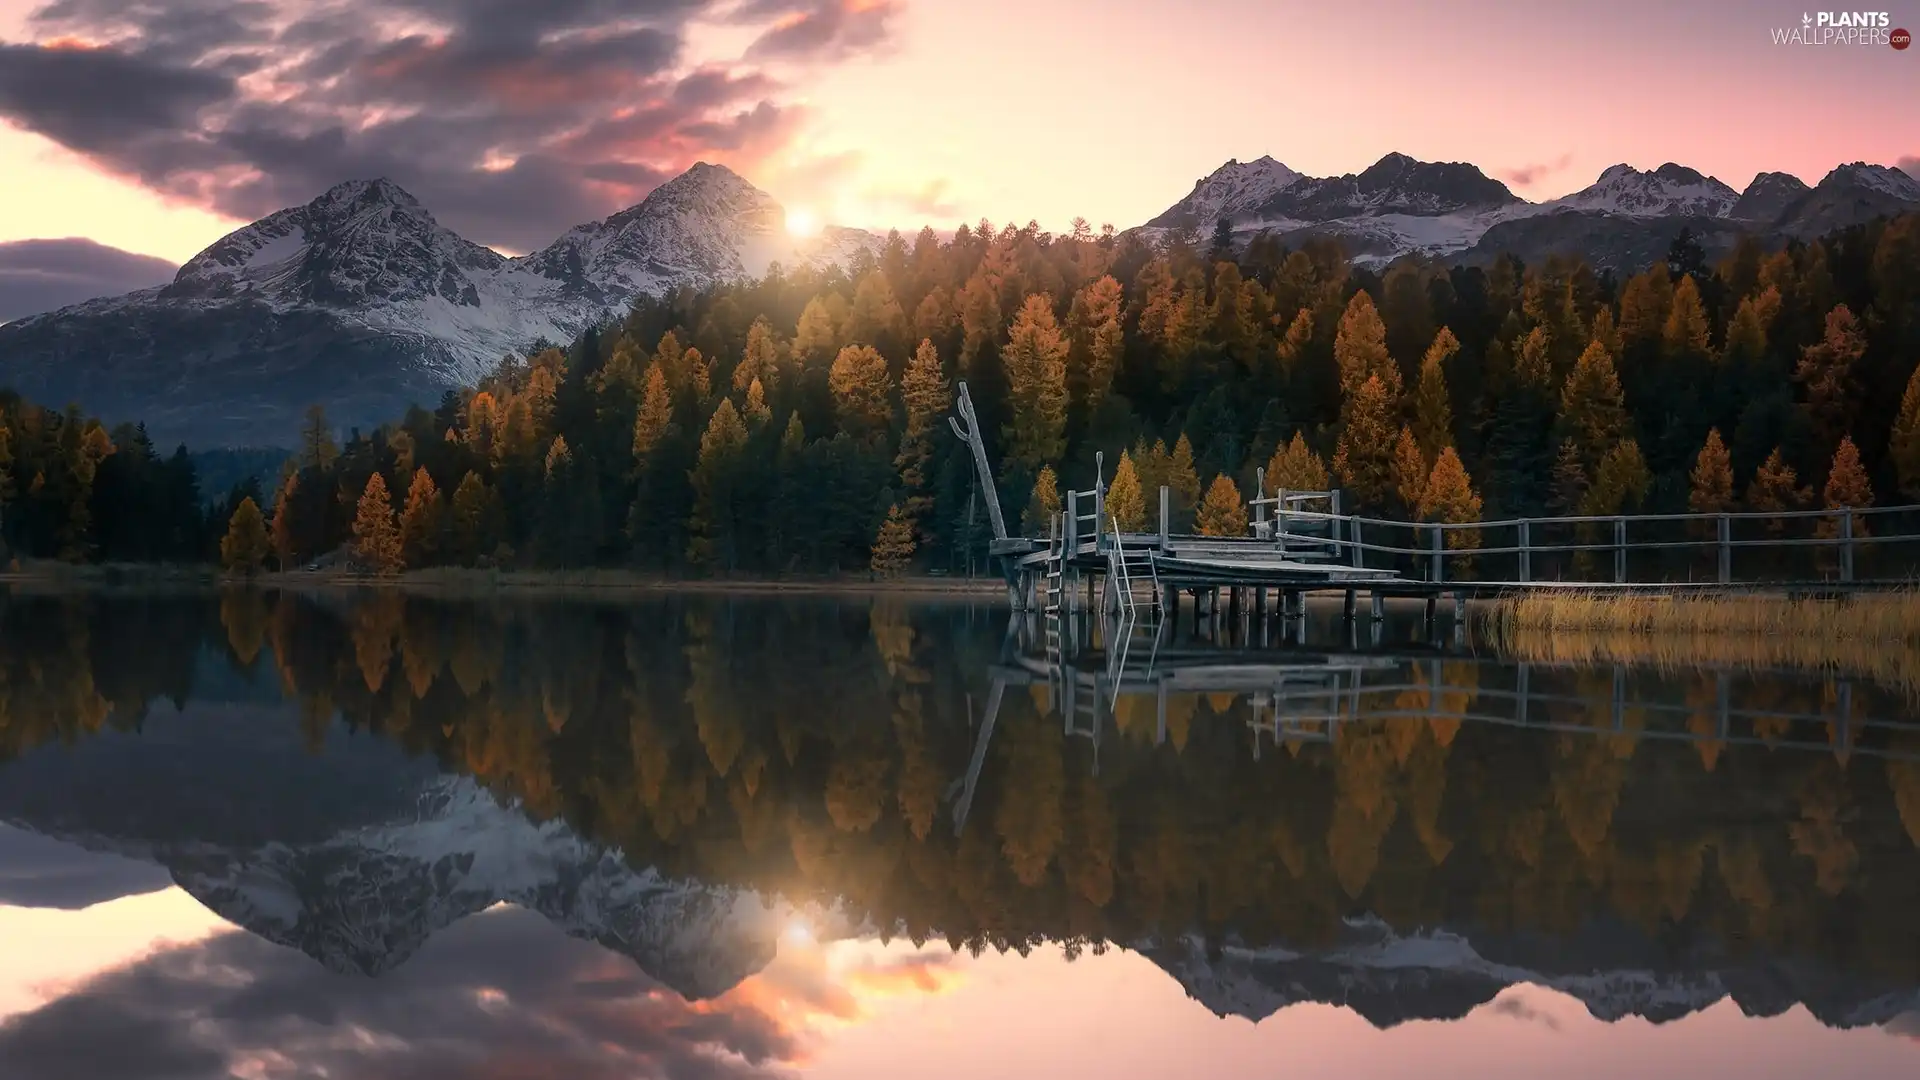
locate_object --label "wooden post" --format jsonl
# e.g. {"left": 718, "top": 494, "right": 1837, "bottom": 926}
{"left": 1614, "top": 517, "right": 1627, "bottom": 584}
{"left": 1351, "top": 517, "right": 1365, "bottom": 570}
{"left": 1343, "top": 590, "right": 1357, "bottom": 622}
{"left": 1065, "top": 490, "right": 1079, "bottom": 554}
{"left": 1254, "top": 467, "right": 1267, "bottom": 534}
{"left": 1423, "top": 594, "right": 1437, "bottom": 636}
{"left": 1369, "top": 592, "right": 1384, "bottom": 622}
{"left": 1093, "top": 452, "right": 1106, "bottom": 552}
{"left": 1518, "top": 519, "right": 1531, "bottom": 583}
{"left": 1329, "top": 489, "right": 1344, "bottom": 556}
{"left": 1158, "top": 485, "right": 1171, "bottom": 548}
{"left": 1840, "top": 509, "right": 1855, "bottom": 583}
{"left": 1717, "top": 513, "right": 1731, "bottom": 584}
{"left": 1429, "top": 524, "right": 1443, "bottom": 583}
{"left": 1275, "top": 488, "right": 1289, "bottom": 555}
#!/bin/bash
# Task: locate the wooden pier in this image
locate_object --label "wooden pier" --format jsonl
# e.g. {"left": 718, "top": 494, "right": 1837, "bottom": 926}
{"left": 948, "top": 382, "right": 1920, "bottom": 620}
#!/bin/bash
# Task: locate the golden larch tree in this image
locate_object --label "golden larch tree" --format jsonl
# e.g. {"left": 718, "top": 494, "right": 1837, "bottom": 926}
{"left": 448, "top": 471, "right": 497, "bottom": 565}
{"left": 894, "top": 338, "right": 950, "bottom": 534}
{"left": 1023, "top": 464, "right": 1060, "bottom": 536}
{"left": 1001, "top": 294, "right": 1069, "bottom": 470}
{"left": 1068, "top": 275, "right": 1124, "bottom": 410}
{"left": 1746, "top": 448, "right": 1810, "bottom": 538}
{"left": 1820, "top": 435, "right": 1873, "bottom": 540}
{"left": 1560, "top": 337, "right": 1628, "bottom": 468}
{"left": 1688, "top": 429, "right": 1735, "bottom": 515}
{"left": 1106, "top": 450, "right": 1146, "bottom": 532}
{"left": 847, "top": 271, "right": 908, "bottom": 349}
{"left": 733, "top": 315, "right": 781, "bottom": 393}
{"left": 1266, "top": 432, "right": 1329, "bottom": 494}
{"left": 829, "top": 344, "right": 892, "bottom": 436}
{"left": 1418, "top": 447, "right": 1484, "bottom": 568}
{"left": 399, "top": 467, "right": 443, "bottom": 568}
{"left": 1412, "top": 328, "right": 1458, "bottom": 460}
{"left": 1795, "top": 304, "right": 1867, "bottom": 452}
{"left": 869, "top": 504, "right": 916, "bottom": 576}
{"left": 1334, "top": 290, "right": 1398, "bottom": 397}
{"left": 1889, "top": 363, "right": 1920, "bottom": 499}
{"left": 1195, "top": 474, "right": 1247, "bottom": 537}
{"left": 268, "top": 469, "right": 300, "bottom": 569}
{"left": 1661, "top": 275, "right": 1711, "bottom": 361}
{"left": 1334, "top": 374, "right": 1398, "bottom": 510}
{"left": 632, "top": 359, "right": 673, "bottom": 459}
{"left": 1167, "top": 433, "right": 1202, "bottom": 524}
{"left": 220, "top": 497, "right": 271, "bottom": 574}
{"left": 1390, "top": 426, "right": 1427, "bottom": 515}
{"left": 351, "top": 472, "right": 403, "bottom": 575}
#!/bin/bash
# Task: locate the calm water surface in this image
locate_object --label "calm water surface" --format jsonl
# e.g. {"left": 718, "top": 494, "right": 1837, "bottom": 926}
{"left": 1, "top": 591, "right": 1918, "bottom": 1079}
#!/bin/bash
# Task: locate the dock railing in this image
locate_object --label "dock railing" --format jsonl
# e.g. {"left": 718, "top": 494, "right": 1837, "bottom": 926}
{"left": 1247, "top": 491, "right": 1920, "bottom": 586}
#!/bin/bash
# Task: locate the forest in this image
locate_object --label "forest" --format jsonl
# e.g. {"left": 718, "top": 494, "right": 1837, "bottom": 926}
{"left": 1, "top": 591, "right": 1917, "bottom": 988}
{"left": 2, "top": 210, "right": 1918, "bottom": 575}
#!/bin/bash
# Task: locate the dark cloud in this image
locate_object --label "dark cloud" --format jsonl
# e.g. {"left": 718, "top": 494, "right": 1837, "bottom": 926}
{"left": 0, "top": 0, "right": 898, "bottom": 252}
{"left": 745, "top": 1, "right": 899, "bottom": 62}
{"left": 1487, "top": 993, "right": 1562, "bottom": 1031}
{"left": 1499, "top": 153, "right": 1574, "bottom": 188}
{"left": 0, "top": 239, "right": 178, "bottom": 324}
{"left": 0, "top": 906, "right": 802, "bottom": 1080}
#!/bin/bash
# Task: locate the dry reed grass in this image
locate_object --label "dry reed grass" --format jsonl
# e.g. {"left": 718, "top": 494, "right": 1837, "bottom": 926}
{"left": 1479, "top": 589, "right": 1920, "bottom": 694}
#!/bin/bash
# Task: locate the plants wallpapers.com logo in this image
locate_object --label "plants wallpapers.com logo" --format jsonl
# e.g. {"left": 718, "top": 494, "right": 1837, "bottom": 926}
{"left": 1770, "top": 10, "right": 1908, "bottom": 45}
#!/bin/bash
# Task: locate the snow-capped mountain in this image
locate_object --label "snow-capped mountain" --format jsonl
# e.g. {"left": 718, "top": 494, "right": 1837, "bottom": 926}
{"left": 1730, "top": 171, "right": 1813, "bottom": 223}
{"left": 0, "top": 164, "right": 876, "bottom": 446}
{"left": 1548, "top": 163, "right": 1740, "bottom": 218}
{"left": 1145, "top": 156, "right": 1304, "bottom": 230}
{"left": 1145, "top": 916, "right": 1920, "bottom": 1031}
{"left": 1147, "top": 154, "right": 1920, "bottom": 270}
{"left": 8, "top": 773, "right": 786, "bottom": 998}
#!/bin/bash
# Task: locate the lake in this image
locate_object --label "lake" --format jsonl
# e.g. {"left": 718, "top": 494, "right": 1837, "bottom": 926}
{"left": 0, "top": 590, "right": 1917, "bottom": 1079}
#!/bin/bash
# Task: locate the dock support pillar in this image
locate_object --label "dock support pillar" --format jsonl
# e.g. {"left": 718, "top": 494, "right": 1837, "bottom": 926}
{"left": 1423, "top": 594, "right": 1437, "bottom": 636}
{"left": 1343, "top": 590, "right": 1357, "bottom": 623}
{"left": 1369, "top": 592, "right": 1385, "bottom": 622}
{"left": 1255, "top": 586, "right": 1267, "bottom": 620}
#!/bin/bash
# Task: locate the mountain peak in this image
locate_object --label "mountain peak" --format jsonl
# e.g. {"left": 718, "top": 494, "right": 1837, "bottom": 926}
{"left": 309, "top": 177, "right": 431, "bottom": 218}
{"left": 1143, "top": 156, "right": 1303, "bottom": 229}
{"left": 1553, "top": 162, "right": 1737, "bottom": 218}
{"left": 1820, "top": 161, "right": 1920, "bottom": 200}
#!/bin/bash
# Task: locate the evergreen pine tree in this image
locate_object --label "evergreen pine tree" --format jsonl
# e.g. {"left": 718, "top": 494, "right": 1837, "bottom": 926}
{"left": 448, "top": 471, "right": 497, "bottom": 566}
{"left": 1195, "top": 474, "right": 1247, "bottom": 537}
{"left": 1548, "top": 438, "right": 1588, "bottom": 516}
{"left": 869, "top": 504, "right": 916, "bottom": 576}
{"left": 351, "top": 472, "right": 402, "bottom": 575}
{"left": 220, "top": 497, "right": 270, "bottom": 574}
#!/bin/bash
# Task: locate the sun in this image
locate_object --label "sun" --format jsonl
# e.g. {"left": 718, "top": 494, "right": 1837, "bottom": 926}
{"left": 786, "top": 208, "right": 821, "bottom": 238}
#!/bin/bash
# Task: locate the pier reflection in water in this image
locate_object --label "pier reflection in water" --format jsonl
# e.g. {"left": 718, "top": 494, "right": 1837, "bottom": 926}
{"left": 0, "top": 591, "right": 1916, "bottom": 1078}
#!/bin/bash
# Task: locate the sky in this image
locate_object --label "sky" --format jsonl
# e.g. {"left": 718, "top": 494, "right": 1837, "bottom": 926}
{"left": 0, "top": 0, "right": 1915, "bottom": 276}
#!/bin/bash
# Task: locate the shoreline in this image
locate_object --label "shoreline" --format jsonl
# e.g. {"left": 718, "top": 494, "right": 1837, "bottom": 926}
{"left": 0, "top": 563, "right": 1008, "bottom": 600}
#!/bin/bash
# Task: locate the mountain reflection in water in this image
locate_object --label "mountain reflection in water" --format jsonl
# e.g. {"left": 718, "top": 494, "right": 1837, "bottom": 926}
{"left": 0, "top": 591, "right": 1918, "bottom": 1078}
